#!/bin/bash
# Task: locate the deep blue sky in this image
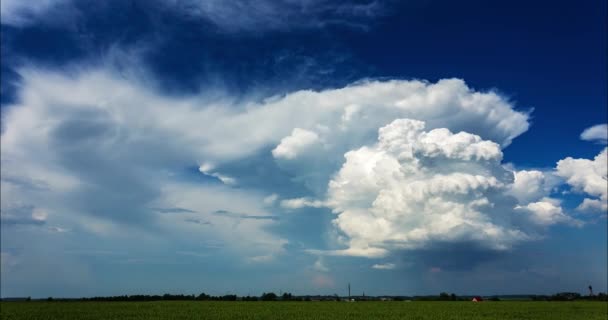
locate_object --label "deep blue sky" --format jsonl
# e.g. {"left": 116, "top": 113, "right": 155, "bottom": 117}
{"left": 1, "top": 0, "right": 606, "bottom": 298}
{"left": 2, "top": 1, "right": 605, "bottom": 161}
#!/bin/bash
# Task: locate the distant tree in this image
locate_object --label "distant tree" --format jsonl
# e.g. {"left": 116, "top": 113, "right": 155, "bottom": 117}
{"left": 551, "top": 292, "right": 580, "bottom": 301}
{"left": 282, "top": 292, "right": 293, "bottom": 301}
{"left": 439, "top": 292, "right": 450, "bottom": 300}
{"left": 261, "top": 292, "right": 277, "bottom": 301}
{"left": 243, "top": 295, "right": 259, "bottom": 301}
{"left": 196, "top": 293, "right": 210, "bottom": 301}
{"left": 221, "top": 294, "right": 237, "bottom": 301}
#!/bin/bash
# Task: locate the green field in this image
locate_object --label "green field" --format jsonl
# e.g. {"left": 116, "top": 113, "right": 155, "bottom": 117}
{"left": 1, "top": 301, "right": 607, "bottom": 320}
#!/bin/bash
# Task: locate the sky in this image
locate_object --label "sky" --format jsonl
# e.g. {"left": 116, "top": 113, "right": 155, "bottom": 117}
{"left": 0, "top": 0, "right": 606, "bottom": 298}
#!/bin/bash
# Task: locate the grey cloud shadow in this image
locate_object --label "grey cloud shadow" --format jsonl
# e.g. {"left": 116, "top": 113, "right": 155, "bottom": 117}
{"left": 1, "top": 216, "right": 46, "bottom": 227}
{"left": 47, "top": 108, "right": 162, "bottom": 224}
{"left": 153, "top": 207, "right": 198, "bottom": 214}
{"left": 0, "top": 175, "right": 50, "bottom": 191}
{"left": 184, "top": 218, "right": 212, "bottom": 225}
{"left": 398, "top": 241, "right": 508, "bottom": 272}
{"left": 0, "top": 205, "right": 46, "bottom": 227}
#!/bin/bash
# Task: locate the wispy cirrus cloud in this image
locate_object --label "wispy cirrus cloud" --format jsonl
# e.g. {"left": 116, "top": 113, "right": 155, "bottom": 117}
{"left": 162, "top": 0, "right": 386, "bottom": 33}
{"left": 0, "top": 0, "right": 73, "bottom": 26}
{"left": 1, "top": 0, "right": 387, "bottom": 33}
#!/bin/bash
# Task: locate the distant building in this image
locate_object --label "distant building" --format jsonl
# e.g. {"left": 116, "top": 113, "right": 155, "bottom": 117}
{"left": 471, "top": 296, "right": 483, "bottom": 302}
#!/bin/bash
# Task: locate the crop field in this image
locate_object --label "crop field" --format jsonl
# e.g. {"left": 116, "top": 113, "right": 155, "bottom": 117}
{"left": 1, "top": 301, "right": 607, "bottom": 320}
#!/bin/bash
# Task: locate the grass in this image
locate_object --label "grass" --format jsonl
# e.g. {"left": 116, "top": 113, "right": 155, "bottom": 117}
{"left": 1, "top": 301, "right": 607, "bottom": 320}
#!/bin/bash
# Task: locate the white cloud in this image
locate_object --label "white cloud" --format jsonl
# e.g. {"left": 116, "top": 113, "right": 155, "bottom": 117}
{"left": 272, "top": 128, "right": 320, "bottom": 160}
{"left": 307, "top": 246, "right": 388, "bottom": 258}
{"left": 371, "top": 263, "right": 395, "bottom": 270}
{"left": 313, "top": 257, "right": 329, "bottom": 272}
{"left": 265, "top": 78, "right": 529, "bottom": 194}
{"left": 577, "top": 198, "right": 607, "bottom": 212}
{"left": 508, "top": 170, "right": 560, "bottom": 204}
{"left": 580, "top": 124, "right": 608, "bottom": 144}
{"left": 327, "top": 119, "right": 527, "bottom": 256}
{"left": 556, "top": 148, "right": 607, "bottom": 212}
{"left": 2, "top": 69, "right": 529, "bottom": 169}
{"left": 198, "top": 164, "right": 237, "bottom": 185}
{"left": 1, "top": 67, "right": 535, "bottom": 264}
{"left": 263, "top": 194, "right": 279, "bottom": 206}
{"left": 280, "top": 198, "right": 326, "bottom": 209}
{"left": 515, "top": 198, "right": 581, "bottom": 226}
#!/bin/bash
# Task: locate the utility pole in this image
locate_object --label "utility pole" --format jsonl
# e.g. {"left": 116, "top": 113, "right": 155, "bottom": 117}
{"left": 348, "top": 283, "right": 351, "bottom": 299}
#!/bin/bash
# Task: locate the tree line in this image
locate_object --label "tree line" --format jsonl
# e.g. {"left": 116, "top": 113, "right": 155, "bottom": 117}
{"left": 6, "top": 291, "right": 606, "bottom": 302}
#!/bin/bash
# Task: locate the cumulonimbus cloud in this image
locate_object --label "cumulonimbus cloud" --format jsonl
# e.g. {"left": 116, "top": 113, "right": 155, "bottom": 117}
{"left": 4, "top": 65, "right": 584, "bottom": 263}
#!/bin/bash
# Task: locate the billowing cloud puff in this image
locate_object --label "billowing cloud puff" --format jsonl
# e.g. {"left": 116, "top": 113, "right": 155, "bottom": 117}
{"left": 556, "top": 148, "right": 608, "bottom": 212}
{"left": 324, "top": 119, "right": 535, "bottom": 256}
{"left": 509, "top": 170, "right": 546, "bottom": 203}
{"left": 515, "top": 198, "right": 580, "bottom": 226}
{"left": 272, "top": 128, "right": 321, "bottom": 160}
{"left": 267, "top": 78, "right": 529, "bottom": 193}
{"left": 580, "top": 124, "right": 608, "bottom": 144}
{"left": 508, "top": 170, "right": 560, "bottom": 204}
